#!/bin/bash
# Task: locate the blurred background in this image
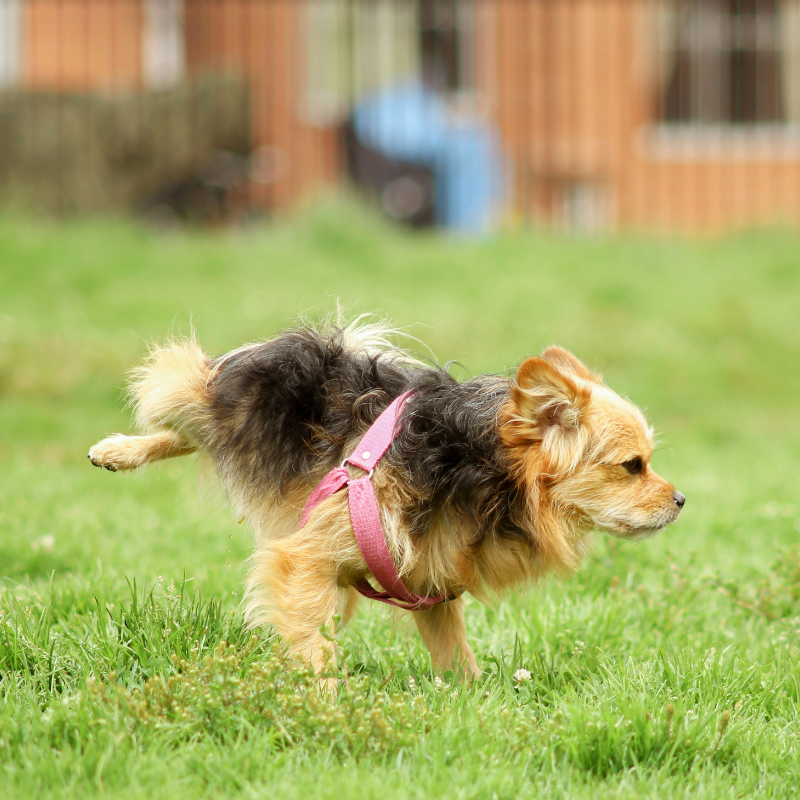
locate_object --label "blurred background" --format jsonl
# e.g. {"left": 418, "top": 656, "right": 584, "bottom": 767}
{"left": 2, "top": 0, "right": 800, "bottom": 235}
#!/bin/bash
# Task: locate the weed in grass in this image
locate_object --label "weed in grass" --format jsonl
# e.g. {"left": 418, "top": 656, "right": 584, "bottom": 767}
{"left": 35, "top": 639, "right": 432, "bottom": 757}
{"left": 709, "top": 545, "right": 800, "bottom": 621}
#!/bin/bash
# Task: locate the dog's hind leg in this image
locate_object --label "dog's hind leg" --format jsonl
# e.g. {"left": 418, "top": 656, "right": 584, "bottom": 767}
{"left": 413, "top": 598, "right": 481, "bottom": 681}
{"left": 88, "top": 431, "right": 196, "bottom": 472}
{"left": 248, "top": 533, "right": 341, "bottom": 674}
{"left": 89, "top": 337, "right": 210, "bottom": 472}
{"left": 244, "top": 494, "right": 362, "bottom": 679}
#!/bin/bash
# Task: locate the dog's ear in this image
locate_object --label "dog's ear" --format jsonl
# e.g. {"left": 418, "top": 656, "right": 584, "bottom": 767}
{"left": 511, "top": 357, "right": 590, "bottom": 437}
{"left": 540, "top": 346, "right": 601, "bottom": 384}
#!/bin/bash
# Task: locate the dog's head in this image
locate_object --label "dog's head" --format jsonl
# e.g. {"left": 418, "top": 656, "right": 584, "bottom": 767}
{"left": 502, "top": 347, "right": 684, "bottom": 540}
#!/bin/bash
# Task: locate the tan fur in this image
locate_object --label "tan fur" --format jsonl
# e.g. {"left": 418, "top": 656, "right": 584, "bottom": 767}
{"left": 413, "top": 599, "right": 479, "bottom": 678}
{"left": 500, "top": 354, "right": 679, "bottom": 563}
{"left": 131, "top": 336, "right": 212, "bottom": 441}
{"left": 88, "top": 430, "right": 196, "bottom": 472}
{"left": 90, "top": 327, "right": 683, "bottom": 683}
{"left": 88, "top": 338, "right": 211, "bottom": 472}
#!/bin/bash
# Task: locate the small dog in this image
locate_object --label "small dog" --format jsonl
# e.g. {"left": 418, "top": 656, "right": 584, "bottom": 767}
{"left": 89, "top": 318, "right": 684, "bottom": 678}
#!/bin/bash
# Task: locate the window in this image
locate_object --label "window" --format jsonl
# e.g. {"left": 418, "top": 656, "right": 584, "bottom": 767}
{"left": 420, "top": 0, "right": 475, "bottom": 94}
{"left": 303, "top": 0, "right": 476, "bottom": 125}
{"left": 659, "top": 0, "right": 800, "bottom": 125}
{"left": 144, "top": 0, "right": 185, "bottom": 89}
{"left": 0, "top": 0, "right": 21, "bottom": 88}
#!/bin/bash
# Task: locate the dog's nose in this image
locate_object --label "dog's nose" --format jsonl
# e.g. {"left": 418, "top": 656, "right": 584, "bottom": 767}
{"left": 673, "top": 491, "right": 686, "bottom": 509}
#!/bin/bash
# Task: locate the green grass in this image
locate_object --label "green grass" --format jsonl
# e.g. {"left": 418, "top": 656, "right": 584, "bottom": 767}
{"left": 2, "top": 202, "right": 800, "bottom": 798}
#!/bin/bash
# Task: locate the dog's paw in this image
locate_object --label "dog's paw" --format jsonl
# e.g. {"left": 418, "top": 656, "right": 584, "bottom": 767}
{"left": 87, "top": 453, "right": 118, "bottom": 471}
{"left": 87, "top": 438, "right": 126, "bottom": 472}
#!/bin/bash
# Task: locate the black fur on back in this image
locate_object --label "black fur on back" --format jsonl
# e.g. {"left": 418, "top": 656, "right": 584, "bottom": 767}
{"left": 393, "top": 376, "right": 529, "bottom": 544}
{"left": 208, "top": 326, "right": 528, "bottom": 547}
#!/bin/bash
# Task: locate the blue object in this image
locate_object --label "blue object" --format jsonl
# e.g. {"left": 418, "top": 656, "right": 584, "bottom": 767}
{"left": 353, "top": 82, "right": 505, "bottom": 235}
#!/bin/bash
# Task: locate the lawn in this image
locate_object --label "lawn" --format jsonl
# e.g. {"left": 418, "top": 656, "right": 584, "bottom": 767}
{"left": 1, "top": 203, "right": 799, "bottom": 798}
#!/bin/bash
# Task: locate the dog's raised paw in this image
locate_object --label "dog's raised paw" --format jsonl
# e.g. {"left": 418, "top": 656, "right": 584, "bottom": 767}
{"left": 88, "top": 444, "right": 119, "bottom": 472}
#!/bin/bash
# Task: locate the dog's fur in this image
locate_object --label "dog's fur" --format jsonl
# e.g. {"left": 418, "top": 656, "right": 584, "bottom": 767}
{"left": 89, "top": 318, "right": 684, "bottom": 678}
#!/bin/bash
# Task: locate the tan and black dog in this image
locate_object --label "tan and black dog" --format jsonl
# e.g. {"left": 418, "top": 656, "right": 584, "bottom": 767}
{"left": 89, "top": 317, "right": 684, "bottom": 678}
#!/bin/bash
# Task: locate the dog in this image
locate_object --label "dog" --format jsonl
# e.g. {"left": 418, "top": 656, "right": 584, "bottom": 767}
{"left": 88, "top": 317, "right": 684, "bottom": 679}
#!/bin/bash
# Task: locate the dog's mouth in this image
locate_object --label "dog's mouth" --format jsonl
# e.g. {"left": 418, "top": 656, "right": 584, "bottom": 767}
{"left": 605, "top": 524, "right": 664, "bottom": 541}
{"left": 595, "top": 507, "right": 682, "bottom": 540}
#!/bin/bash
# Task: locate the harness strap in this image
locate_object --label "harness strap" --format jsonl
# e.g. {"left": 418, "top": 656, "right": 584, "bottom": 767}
{"left": 301, "top": 391, "right": 452, "bottom": 610}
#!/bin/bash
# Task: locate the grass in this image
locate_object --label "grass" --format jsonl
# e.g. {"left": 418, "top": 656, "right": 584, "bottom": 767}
{"left": 1, "top": 201, "right": 800, "bottom": 798}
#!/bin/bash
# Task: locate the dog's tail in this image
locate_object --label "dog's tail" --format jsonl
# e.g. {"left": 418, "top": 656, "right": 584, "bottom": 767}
{"left": 131, "top": 337, "right": 213, "bottom": 439}
{"left": 88, "top": 338, "right": 213, "bottom": 472}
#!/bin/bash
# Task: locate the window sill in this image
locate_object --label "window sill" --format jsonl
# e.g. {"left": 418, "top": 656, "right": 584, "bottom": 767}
{"left": 638, "top": 124, "right": 800, "bottom": 161}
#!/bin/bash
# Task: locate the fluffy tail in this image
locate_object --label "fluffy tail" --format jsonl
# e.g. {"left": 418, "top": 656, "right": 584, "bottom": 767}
{"left": 130, "top": 337, "right": 212, "bottom": 438}
{"left": 88, "top": 338, "right": 212, "bottom": 472}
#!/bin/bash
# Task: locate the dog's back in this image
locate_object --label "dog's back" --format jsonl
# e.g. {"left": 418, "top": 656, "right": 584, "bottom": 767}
{"left": 88, "top": 322, "right": 423, "bottom": 483}
{"left": 203, "top": 327, "right": 417, "bottom": 498}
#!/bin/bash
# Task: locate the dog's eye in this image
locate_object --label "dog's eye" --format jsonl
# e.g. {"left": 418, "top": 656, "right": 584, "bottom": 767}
{"left": 622, "top": 457, "right": 643, "bottom": 475}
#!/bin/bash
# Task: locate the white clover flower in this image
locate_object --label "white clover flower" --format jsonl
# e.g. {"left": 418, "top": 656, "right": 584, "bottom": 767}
{"left": 513, "top": 668, "right": 531, "bottom": 683}
{"left": 30, "top": 534, "right": 55, "bottom": 553}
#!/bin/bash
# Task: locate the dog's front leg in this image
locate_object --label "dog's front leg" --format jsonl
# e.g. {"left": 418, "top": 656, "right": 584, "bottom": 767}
{"left": 412, "top": 598, "right": 481, "bottom": 681}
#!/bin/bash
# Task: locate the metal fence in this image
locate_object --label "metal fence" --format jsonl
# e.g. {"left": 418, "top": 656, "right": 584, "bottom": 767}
{"left": 2, "top": 0, "right": 800, "bottom": 233}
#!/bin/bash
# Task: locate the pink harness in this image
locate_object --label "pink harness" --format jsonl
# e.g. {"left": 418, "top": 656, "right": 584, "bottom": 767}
{"left": 301, "top": 391, "right": 452, "bottom": 610}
